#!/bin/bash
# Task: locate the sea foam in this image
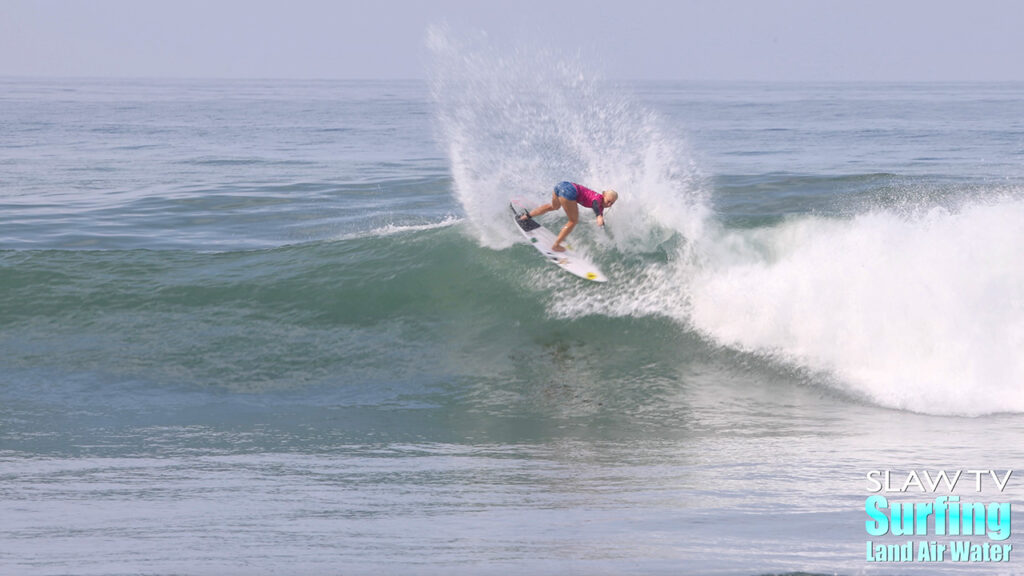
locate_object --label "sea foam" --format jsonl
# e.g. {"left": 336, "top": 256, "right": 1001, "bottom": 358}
{"left": 687, "top": 195, "right": 1024, "bottom": 415}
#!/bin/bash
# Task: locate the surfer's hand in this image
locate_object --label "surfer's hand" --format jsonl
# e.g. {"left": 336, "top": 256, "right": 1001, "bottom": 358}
{"left": 597, "top": 215, "right": 605, "bottom": 227}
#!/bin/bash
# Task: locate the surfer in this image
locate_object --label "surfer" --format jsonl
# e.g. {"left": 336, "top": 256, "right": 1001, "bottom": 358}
{"left": 520, "top": 181, "right": 618, "bottom": 252}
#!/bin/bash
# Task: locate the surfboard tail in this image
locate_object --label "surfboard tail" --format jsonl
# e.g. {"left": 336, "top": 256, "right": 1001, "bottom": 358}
{"left": 510, "top": 203, "right": 541, "bottom": 232}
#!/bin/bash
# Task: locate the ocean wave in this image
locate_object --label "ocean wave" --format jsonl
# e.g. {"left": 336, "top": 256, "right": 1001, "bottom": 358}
{"left": 428, "top": 27, "right": 1024, "bottom": 416}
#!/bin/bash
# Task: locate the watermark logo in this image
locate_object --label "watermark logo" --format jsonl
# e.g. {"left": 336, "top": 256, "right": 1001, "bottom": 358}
{"left": 865, "top": 470, "right": 1013, "bottom": 564}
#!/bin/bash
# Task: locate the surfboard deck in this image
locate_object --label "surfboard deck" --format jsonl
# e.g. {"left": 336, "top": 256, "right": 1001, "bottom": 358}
{"left": 510, "top": 202, "right": 608, "bottom": 283}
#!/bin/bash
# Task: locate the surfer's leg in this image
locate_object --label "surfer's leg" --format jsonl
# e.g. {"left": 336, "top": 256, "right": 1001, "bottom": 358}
{"left": 551, "top": 200, "right": 578, "bottom": 252}
{"left": 527, "top": 191, "right": 561, "bottom": 219}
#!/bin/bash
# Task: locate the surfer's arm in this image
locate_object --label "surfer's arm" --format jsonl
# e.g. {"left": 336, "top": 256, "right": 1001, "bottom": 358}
{"left": 596, "top": 214, "right": 605, "bottom": 227}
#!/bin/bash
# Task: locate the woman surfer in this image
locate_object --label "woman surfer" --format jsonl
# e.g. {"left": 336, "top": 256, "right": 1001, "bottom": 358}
{"left": 520, "top": 181, "right": 618, "bottom": 252}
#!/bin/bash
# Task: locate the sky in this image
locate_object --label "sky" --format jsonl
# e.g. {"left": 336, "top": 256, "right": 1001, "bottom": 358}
{"left": 2, "top": 0, "right": 1024, "bottom": 81}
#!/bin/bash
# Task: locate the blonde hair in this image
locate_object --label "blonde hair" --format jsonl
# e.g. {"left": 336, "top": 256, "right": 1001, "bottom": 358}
{"left": 604, "top": 189, "right": 618, "bottom": 203}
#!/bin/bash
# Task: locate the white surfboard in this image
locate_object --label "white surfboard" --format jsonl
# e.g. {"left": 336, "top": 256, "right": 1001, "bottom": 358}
{"left": 510, "top": 202, "right": 608, "bottom": 283}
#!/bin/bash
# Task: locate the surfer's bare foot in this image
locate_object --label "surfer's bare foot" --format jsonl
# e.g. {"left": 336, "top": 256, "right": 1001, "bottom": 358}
{"left": 551, "top": 244, "right": 566, "bottom": 252}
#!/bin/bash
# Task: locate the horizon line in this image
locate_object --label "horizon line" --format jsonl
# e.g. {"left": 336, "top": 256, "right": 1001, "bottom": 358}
{"left": 4, "top": 74, "right": 1024, "bottom": 85}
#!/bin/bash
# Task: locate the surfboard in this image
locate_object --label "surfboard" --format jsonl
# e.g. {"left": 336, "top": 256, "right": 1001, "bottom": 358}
{"left": 510, "top": 202, "right": 608, "bottom": 283}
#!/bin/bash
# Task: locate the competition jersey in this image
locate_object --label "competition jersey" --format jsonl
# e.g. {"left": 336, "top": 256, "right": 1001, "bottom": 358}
{"left": 573, "top": 183, "right": 604, "bottom": 216}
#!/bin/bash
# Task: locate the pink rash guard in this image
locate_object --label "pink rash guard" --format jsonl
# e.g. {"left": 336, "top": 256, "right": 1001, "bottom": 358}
{"left": 572, "top": 183, "right": 605, "bottom": 216}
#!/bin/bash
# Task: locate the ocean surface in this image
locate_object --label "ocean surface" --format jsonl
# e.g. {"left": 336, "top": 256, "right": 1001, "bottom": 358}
{"left": 3, "top": 41, "right": 1024, "bottom": 576}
